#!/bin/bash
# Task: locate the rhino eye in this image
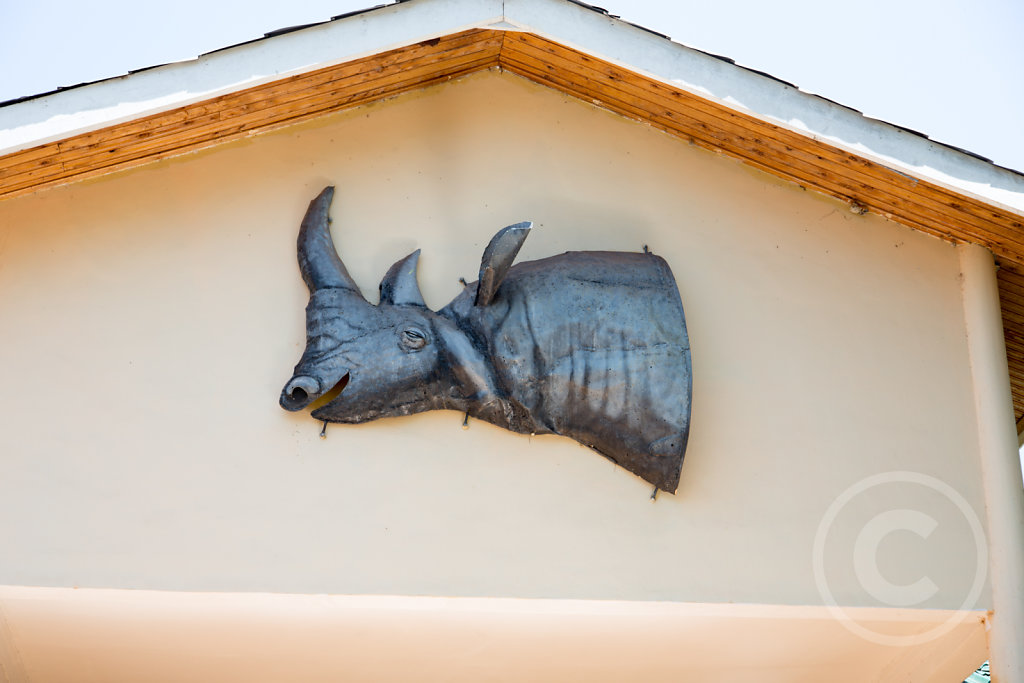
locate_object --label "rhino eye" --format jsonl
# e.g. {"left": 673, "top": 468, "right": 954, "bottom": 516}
{"left": 400, "top": 327, "right": 428, "bottom": 351}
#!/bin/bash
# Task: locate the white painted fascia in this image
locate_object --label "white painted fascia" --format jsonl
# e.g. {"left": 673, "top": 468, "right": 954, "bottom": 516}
{"left": 2, "top": 0, "right": 1022, "bottom": 218}
{"left": 502, "top": 0, "right": 1024, "bottom": 216}
{"left": 0, "top": 0, "right": 503, "bottom": 157}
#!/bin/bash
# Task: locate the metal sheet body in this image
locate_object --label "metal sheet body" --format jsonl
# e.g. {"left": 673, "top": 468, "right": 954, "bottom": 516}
{"left": 281, "top": 188, "right": 692, "bottom": 492}
{"left": 442, "top": 252, "right": 691, "bottom": 492}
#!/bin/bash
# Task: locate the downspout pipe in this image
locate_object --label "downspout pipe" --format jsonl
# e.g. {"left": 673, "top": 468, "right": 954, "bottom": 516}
{"left": 959, "top": 243, "right": 1024, "bottom": 683}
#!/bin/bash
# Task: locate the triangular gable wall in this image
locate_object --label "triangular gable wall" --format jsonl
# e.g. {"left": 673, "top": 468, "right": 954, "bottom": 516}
{"left": 2, "top": 2, "right": 1024, "bottom": 432}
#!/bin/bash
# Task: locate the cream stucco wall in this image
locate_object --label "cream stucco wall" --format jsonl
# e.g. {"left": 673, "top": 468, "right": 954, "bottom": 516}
{"left": 0, "top": 70, "right": 990, "bottom": 610}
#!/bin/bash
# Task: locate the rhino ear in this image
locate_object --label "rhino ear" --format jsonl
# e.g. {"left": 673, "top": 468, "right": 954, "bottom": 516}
{"left": 476, "top": 222, "right": 531, "bottom": 306}
{"left": 379, "top": 250, "right": 426, "bottom": 306}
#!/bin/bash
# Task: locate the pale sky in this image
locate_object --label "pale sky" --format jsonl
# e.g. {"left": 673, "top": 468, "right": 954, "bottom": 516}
{"left": 1, "top": 0, "right": 1022, "bottom": 172}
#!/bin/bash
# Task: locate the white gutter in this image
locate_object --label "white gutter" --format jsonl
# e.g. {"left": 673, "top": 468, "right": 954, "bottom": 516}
{"left": 960, "top": 243, "right": 1024, "bottom": 682}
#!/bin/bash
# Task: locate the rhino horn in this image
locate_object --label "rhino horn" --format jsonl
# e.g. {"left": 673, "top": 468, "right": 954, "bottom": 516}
{"left": 379, "top": 250, "right": 426, "bottom": 307}
{"left": 297, "top": 186, "right": 365, "bottom": 297}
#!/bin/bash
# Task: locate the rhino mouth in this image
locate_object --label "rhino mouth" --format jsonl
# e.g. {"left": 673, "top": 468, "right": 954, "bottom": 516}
{"left": 310, "top": 372, "right": 351, "bottom": 417}
{"left": 280, "top": 371, "right": 350, "bottom": 412}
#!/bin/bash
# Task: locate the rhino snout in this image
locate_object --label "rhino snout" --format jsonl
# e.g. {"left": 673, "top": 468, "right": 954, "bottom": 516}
{"left": 280, "top": 375, "right": 321, "bottom": 411}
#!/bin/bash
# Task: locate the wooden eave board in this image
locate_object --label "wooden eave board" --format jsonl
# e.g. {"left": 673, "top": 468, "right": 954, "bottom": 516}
{"left": 3, "top": 27, "right": 1024, "bottom": 428}
{"left": 0, "top": 29, "right": 504, "bottom": 199}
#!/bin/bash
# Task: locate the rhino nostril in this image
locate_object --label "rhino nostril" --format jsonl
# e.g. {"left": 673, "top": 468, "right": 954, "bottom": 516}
{"left": 280, "top": 376, "right": 321, "bottom": 411}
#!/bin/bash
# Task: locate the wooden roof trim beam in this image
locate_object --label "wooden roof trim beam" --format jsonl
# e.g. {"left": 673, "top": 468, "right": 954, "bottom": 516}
{"left": 2, "top": 27, "right": 1022, "bottom": 271}
{"left": 497, "top": 33, "right": 1024, "bottom": 267}
{"left": 0, "top": 30, "right": 502, "bottom": 201}
{"left": 997, "top": 264, "right": 1024, "bottom": 429}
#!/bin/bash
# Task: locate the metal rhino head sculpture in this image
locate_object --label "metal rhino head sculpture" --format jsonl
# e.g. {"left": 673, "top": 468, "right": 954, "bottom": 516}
{"left": 280, "top": 187, "right": 692, "bottom": 492}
